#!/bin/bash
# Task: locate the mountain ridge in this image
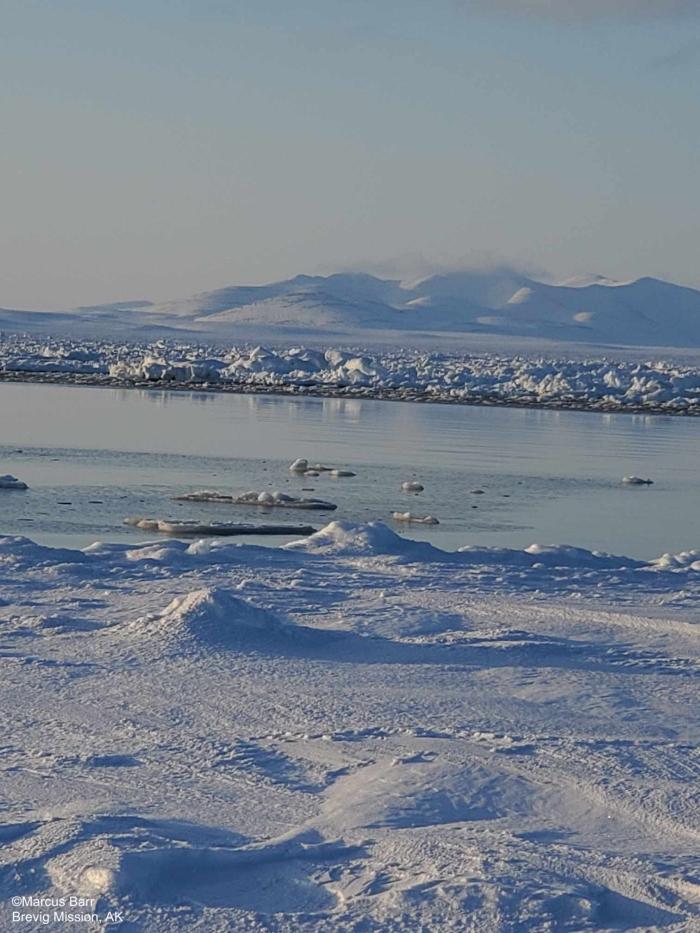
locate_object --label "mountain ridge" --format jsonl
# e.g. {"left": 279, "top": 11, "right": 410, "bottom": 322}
{"left": 3, "top": 268, "right": 700, "bottom": 349}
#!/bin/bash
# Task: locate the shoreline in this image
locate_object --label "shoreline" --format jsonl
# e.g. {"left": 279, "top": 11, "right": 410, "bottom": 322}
{"left": 1, "top": 370, "right": 698, "bottom": 418}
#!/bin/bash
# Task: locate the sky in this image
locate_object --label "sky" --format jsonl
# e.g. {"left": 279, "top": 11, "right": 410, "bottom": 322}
{"left": 1, "top": 0, "right": 699, "bottom": 308}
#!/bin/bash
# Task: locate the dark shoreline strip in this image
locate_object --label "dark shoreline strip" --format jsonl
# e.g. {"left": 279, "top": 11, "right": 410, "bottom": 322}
{"left": 0, "top": 371, "right": 698, "bottom": 418}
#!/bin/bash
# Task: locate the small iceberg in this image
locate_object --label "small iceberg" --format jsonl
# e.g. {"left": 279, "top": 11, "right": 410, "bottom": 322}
{"left": 329, "top": 469, "right": 356, "bottom": 478}
{"left": 401, "top": 481, "right": 424, "bottom": 492}
{"left": 622, "top": 476, "right": 654, "bottom": 486}
{"left": 124, "top": 517, "right": 315, "bottom": 536}
{"left": 392, "top": 511, "right": 440, "bottom": 525}
{"left": 0, "top": 474, "right": 28, "bottom": 490}
{"left": 289, "top": 458, "right": 309, "bottom": 473}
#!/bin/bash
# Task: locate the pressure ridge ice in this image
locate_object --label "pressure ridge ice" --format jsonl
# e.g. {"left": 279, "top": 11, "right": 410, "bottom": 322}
{"left": 4, "top": 335, "right": 700, "bottom": 414}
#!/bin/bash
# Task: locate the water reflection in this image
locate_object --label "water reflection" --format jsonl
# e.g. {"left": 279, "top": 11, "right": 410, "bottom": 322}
{"left": 0, "top": 381, "right": 698, "bottom": 558}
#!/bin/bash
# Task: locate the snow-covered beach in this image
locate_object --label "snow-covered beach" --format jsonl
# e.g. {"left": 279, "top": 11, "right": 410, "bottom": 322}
{"left": 1, "top": 521, "right": 699, "bottom": 930}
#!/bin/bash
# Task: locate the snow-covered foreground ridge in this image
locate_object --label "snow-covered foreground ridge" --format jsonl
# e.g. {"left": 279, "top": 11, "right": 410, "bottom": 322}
{"left": 3, "top": 335, "right": 700, "bottom": 414}
{"left": 1, "top": 521, "right": 700, "bottom": 930}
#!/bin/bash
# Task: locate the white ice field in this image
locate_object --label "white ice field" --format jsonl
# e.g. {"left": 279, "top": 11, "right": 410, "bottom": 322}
{"left": 1, "top": 520, "right": 699, "bottom": 930}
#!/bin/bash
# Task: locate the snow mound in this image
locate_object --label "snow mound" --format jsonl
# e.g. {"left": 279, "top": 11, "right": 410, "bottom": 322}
{"left": 456, "top": 542, "right": 644, "bottom": 570}
{"left": 285, "top": 521, "right": 444, "bottom": 560}
{"left": 0, "top": 474, "right": 28, "bottom": 490}
{"left": 128, "top": 587, "right": 287, "bottom": 652}
{"left": 45, "top": 818, "right": 346, "bottom": 914}
{"left": 0, "top": 534, "right": 88, "bottom": 566}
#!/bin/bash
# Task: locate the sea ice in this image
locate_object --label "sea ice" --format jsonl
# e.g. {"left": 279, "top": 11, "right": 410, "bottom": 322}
{"left": 4, "top": 334, "right": 700, "bottom": 414}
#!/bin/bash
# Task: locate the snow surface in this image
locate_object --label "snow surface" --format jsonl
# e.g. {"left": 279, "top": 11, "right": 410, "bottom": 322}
{"left": 1, "top": 521, "right": 699, "bottom": 930}
{"left": 4, "top": 335, "right": 700, "bottom": 414}
{"left": 5, "top": 268, "right": 700, "bottom": 349}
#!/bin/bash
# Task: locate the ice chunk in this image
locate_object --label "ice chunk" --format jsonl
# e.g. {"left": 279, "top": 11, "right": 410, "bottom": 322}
{"left": 401, "top": 481, "right": 424, "bottom": 492}
{"left": 174, "top": 490, "right": 337, "bottom": 511}
{"left": 392, "top": 511, "right": 440, "bottom": 525}
{"left": 285, "top": 520, "right": 444, "bottom": 559}
{"left": 622, "top": 476, "right": 654, "bottom": 485}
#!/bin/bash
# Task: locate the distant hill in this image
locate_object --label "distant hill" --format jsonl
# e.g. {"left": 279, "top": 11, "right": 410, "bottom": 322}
{"left": 4, "top": 268, "right": 700, "bottom": 349}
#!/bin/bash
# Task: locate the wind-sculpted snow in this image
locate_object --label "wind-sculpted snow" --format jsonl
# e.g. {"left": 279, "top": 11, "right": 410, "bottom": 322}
{"left": 3, "top": 334, "right": 700, "bottom": 414}
{"left": 1, "top": 523, "right": 700, "bottom": 929}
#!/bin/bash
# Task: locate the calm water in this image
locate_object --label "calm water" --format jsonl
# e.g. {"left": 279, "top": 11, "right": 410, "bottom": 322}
{"left": 0, "top": 382, "right": 698, "bottom": 558}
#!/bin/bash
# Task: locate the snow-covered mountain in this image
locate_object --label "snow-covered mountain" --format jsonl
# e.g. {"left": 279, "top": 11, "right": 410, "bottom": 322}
{"left": 4, "top": 268, "right": 700, "bottom": 349}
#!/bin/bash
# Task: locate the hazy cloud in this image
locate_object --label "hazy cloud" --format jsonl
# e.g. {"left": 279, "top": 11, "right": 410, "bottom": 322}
{"left": 463, "top": 0, "right": 700, "bottom": 18}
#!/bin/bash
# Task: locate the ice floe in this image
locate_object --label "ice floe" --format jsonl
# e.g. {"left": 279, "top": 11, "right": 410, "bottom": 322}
{"left": 4, "top": 334, "right": 700, "bottom": 414}
{"left": 174, "top": 490, "right": 337, "bottom": 511}
{"left": 123, "top": 517, "right": 315, "bottom": 536}
{"left": 622, "top": 475, "right": 654, "bottom": 485}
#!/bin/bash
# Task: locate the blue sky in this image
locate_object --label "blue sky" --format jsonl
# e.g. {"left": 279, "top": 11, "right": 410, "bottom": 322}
{"left": 1, "top": 0, "right": 699, "bottom": 307}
